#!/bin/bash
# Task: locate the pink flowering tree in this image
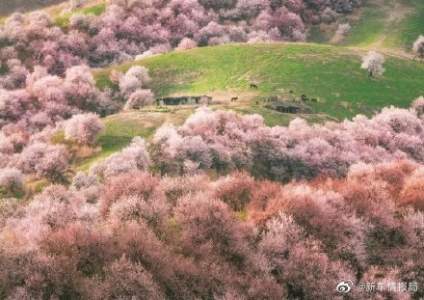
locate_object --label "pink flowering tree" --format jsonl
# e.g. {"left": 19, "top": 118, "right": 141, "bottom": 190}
{"left": 124, "top": 89, "right": 155, "bottom": 110}
{"left": 0, "top": 167, "right": 24, "bottom": 195}
{"left": 119, "top": 66, "right": 151, "bottom": 97}
{"left": 18, "top": 142, "right": 69, "bottom": 182}
{"left": 64, "top": 113, "right": 104, "bottom": 146}
{"left": 90, "top": 136, "right": 150, "bottom": 179}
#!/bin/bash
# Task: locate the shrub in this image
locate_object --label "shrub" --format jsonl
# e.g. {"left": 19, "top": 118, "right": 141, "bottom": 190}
{"left": 90, "top": 137, "right": 150, "bottom": 179}
{"left": 412, "top": 96, "right": 424, "bottom": 116}
{"left": 124, "top": 89, "right": 155, "bottom": 110}
{"left": 332, "top": 23, "right": 351, "bottom": 42}
{"left": 119, "top": 66, "right": 151, "bottom": 97}
{"left": 361, "top": 51, "right": 385, "bottom": 77}
{"left": 64, "top": 113, "right": 104, "bottom": 145}
{"left": 413, "top": 35, "right": 424, "bottom": 60}
{"left": 176, "top": 38, "right": 197, "bottom": 50}
{"left": 18, "top": 142, "right": 69, "bottom": 181}
{"left": 0, "top": 168, "right": 24, "bottom": 194}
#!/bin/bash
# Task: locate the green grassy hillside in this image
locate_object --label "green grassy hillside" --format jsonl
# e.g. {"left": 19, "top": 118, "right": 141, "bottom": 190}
{"left": 82, "top": 43, "right": 424, "bottom": 170}
{"left": 96, "top": 43, "right": 424, "bottom": 120}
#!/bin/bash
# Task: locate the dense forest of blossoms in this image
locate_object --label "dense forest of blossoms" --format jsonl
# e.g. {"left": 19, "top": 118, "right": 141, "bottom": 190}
{"left": 1, "top": 160, "right": 424, "bottom": 299}
{"left": 0, "top": 0, "right": 364, "bottom": 181}
{"left": 2, "top": 0, "right": 424, "bottom": 299}
{"left": 0, "top": 0, "right": 364, "bottom": 188}
{"left": 0, "top": 103, "right": 423, "bottom": 299}
{"left": 0, "top": 0, "right": 361, "bottom": 75}
{"left": 2, "top": 99, "right": 424, "bottom": 189}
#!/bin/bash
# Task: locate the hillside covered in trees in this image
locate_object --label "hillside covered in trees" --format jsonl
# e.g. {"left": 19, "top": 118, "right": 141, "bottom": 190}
{"left": 0, "top": 0, "right": 424, "bottom": 299}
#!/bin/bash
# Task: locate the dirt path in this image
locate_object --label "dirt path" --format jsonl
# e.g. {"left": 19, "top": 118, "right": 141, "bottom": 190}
{"left": 349, "top": 46, "right": 415, "bottom": 61}
{"left": 362, "top": 0, "right": 414, "bottom": 58}
{"left": 370, "top": 1, "right": 411, "bottom": 44}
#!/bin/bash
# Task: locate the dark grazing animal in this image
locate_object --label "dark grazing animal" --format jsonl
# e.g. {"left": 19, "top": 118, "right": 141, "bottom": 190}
{"left": 301, "top": 94, "right": 309, "bottom": 102}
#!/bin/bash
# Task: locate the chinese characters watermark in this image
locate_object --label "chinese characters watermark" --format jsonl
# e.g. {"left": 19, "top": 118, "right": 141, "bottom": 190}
{"left": 336, "top": 280, "right": 419, "bottom": 294}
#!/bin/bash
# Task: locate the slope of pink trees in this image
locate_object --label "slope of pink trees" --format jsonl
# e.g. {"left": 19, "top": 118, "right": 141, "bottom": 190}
{"left": 0, "top": 158, "right": 423, "bottom": 299}
{"left": 0, "top": 63, "right": 118, "bottom": 182}
{"left": 1, "top": 101, "right": 424, "bottom": 299}
{"left": 0, "top": 0, "right": 362, "bottom": 71}
{"left": 5, "top": 2, "right": 424, "bottom": 298}
{"left": 2, "top": 96, "right": 424, "bottom": 185}
{"left": 151, "top": 105, "right": 424, "bottom": 181}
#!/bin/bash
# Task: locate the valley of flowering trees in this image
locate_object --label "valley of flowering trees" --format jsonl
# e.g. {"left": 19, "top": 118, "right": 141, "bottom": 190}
{"left": 0, "top": 0, "right": 424, "bottom": 299}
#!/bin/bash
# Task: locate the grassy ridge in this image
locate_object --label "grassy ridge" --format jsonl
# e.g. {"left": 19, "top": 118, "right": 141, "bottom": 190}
{"left": 95, "top": 43, "right": 424, "bottom": 120}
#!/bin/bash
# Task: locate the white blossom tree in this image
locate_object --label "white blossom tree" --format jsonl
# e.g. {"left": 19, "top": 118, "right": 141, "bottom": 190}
{"left": 413, "top": 35, "right": 424, "bottom": 61}
{"left": 64, "top": 113, "right": 104, "bottom": 146}
{"left": 361, "top": 51, "right": 385, "bottom": 78}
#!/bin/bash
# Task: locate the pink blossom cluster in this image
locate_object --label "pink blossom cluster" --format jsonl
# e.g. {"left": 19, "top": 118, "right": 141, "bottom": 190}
{"left": 64, "top": 113, "right": 105, "bottom": 145}
{"left": 0, "top": 65, "right": 115, "bottom": 181}
{"left": 151, "top": 105, "right": 424, "bottom": 181}
{"left": 90, "top": 137, "right": 151, "bottom": 179}
{"left": 117, "top": 66, "right": 155, "bottom": 109}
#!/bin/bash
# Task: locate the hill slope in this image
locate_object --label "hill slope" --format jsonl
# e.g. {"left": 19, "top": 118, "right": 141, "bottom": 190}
{"left": 96, "top": 43, "right": 424, "bottom": 120}
{"left": 84, "top": 43, "right": 424, "bottom": 170}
